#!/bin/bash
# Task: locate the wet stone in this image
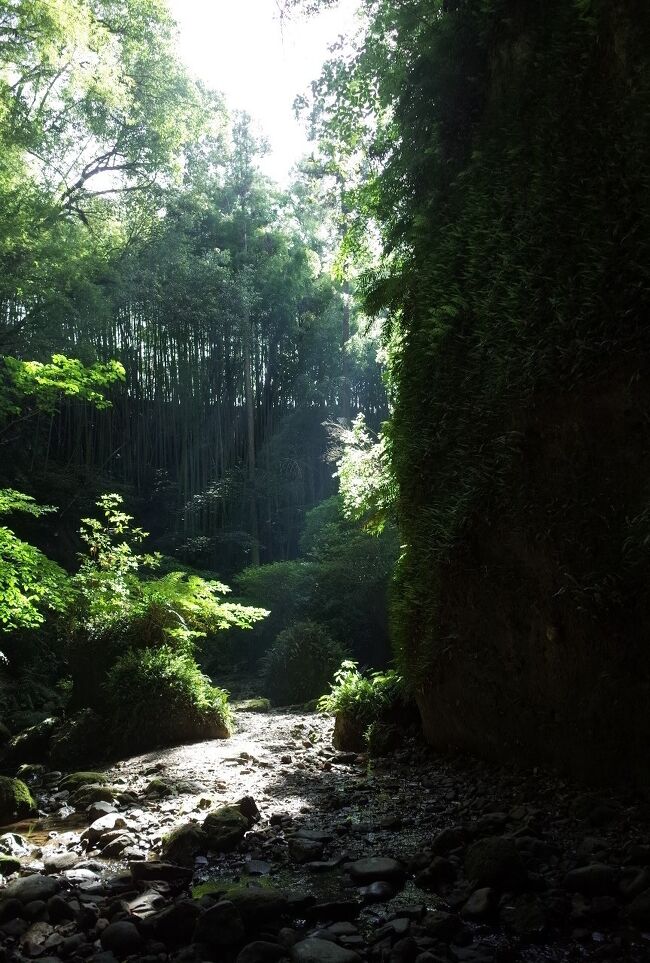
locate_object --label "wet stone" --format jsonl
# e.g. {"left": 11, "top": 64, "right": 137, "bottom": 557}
{"left": 564, "top": 863, "right": 617, "bottom": 896}
{"left": 236, "top": 941, "right": 289, "bottom": 963}
{"left": 347, "top": 857, "right": 405, "bottom": 884}
{"left": 4, "top": 874, "right": 60, "bottom": 904}
{"left": 291, "top": 939, "right": 361, "bottom": 963}
{"left": 194, "top": 899, "right": 246, "bottom": 947}
{"left": 100, "top": 921, "right": 143, "bottom": 957}
{"left": 360, "top": 881, "right": 397, "bottom": 903}
{"left": 462, "top": 888, "right": 495, "bottom": 920}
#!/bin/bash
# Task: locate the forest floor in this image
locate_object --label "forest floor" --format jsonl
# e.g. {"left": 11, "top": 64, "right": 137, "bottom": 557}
{"left": 2, "top": 705, "right": 650, "bottom": 963}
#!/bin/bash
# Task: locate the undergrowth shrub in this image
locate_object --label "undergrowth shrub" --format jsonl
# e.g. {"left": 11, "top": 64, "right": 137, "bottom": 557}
{"left": 105, "top": 646, "right": 232, "bottom": 753}
{"left": 262, "top": 620, "right": 346, "bottom": 706}
{"left": 62, "top": 495, "right": 265, "bottom": 756}
{"left": 235, "top": 496, "right": 398, "bottom": 670}
{"left": 319, "top": 660, "right": 403, "bottom": 726}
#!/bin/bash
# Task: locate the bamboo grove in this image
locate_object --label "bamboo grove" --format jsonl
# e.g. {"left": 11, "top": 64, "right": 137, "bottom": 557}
{"left": 0, "top": 1, "right": 386, "bottom": 574}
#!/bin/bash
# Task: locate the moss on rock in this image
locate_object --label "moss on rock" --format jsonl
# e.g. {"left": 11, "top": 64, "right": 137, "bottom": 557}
{"left": 161, "top": 822, "right": 205, "bottom": 865}
{"left": 0, "top": 776, "right": 36, "bottom": 825}
{"left": 60, "top": 771, "right": 108, "bottom": 791}
{"left": 144, "top": 777, "right": 176, "bottom": 798}
{"left": 202, "top": 804, "right": 249, "bottom": 852}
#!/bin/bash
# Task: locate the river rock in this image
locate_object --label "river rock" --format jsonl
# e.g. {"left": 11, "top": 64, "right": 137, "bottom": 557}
{"left": 81, "top": 813, "right": 127, "bottom": 847}
{"left": 431, "top": 827, "right": 465, "bottom": 856}
{"left": 0, "top": 775, "right": 36, "bottom": 823}
{"left": 60, "top": 772, "right": 108, "bottom": 792}
{"left": 87, "top": 800, "right": 116, "bottom": 822}
{"left": 130, "top": 860, "right": 193, "bottom": 883}
{"left": 162, "top": 822, "right": 205, "bottom": 865}
{"left": 464, "top": 836, "right": 527, "bottom": 889}
{"left": 47, "top": 894, "right": 75, "bottom": 924}
{"left": 0, "top": 855, "right": 21, "bottom": 875}
{"left": 627, "top": 888, "right": 650, "bottom": 926}
{"left": 194, "top": 900, "right": 246, "bottom": 946}
{"left": 228, "top": 888, "right": 289, "bottom": 926}
{"left": 100, "top": 921, "right": 143, "bottom": 956}
{"left": 101, "top": 834, "right": 134, "bottom": 858}
{"left": 347, "top": 857, "right": 405, "bottom": 884}
{"left": 0, "top": 833, "right": 31, "bottom": 857}
{"left": 359, "top": 881, "right": 396, "bottom": 903}
{"left": 203, "top": 804, "right": 249, "bottom": 852}
{"left": 564, "top": 863, "right": 617, "bottom": 896}
{"left": 500, "top": 893, "right": 547, "bottom": 937}
{"left": 289, "top": 837, "right": 325, "bottom": 863}
{"left": 291, "top": 938, "right": 361, "bottom": 963}
{"left": 236, "top": 941, "right": 289, "bottom": 963}
{"left": 462, "top": 887, "right": 495, "bottom": 920}
{"left": 43, "top": 851, "right": 77, "bottom": 873}
{"left": 4, "top": 874, "right": 60, "bottom": 903}
{"left": 151, "top": 899, "right": 200, "bottom": 943}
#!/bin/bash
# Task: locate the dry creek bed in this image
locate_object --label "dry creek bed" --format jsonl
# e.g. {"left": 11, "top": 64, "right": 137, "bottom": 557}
{"left": 1, "top": 706, "right": 650, "bottom": 963}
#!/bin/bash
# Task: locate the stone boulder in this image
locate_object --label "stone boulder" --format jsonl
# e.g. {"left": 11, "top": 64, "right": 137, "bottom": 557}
{"left": 0, "top": 776, "right": 36, "bottom": 825}
{"left": 465, "top": 836, "right": 527, "bottom": 890}
{"left": 203, "top": 804, "right": 250, "bottom": 852}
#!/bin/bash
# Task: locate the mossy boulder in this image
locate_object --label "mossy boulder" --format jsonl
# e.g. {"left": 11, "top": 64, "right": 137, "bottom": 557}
{"left": 202, "top": 805, "right": 249, "bottom": 853}
{"left": 223, "top": 887, "right": 289, "bottom": 927}
{"left": 145, "top": 777, "right": 176, "bottom": 798}
{"left": 60, "top": 771, "right": 108, "bottom": 792}
{"left": 0, "top": 776, "right": 36, "bottom": 825}
{"left": 162, "top": 823, "right": 206, "bottom": 866}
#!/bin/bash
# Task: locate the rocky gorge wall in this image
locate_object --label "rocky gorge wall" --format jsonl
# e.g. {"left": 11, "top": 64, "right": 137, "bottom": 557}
{"left": 412, "top": 372, "right": 650, "bottom": 789}
{"left": 384, "top": 0, "right": 650, "bottom": 789}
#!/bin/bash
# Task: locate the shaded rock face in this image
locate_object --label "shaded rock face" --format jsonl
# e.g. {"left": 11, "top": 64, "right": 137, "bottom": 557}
{"left": 1, "top": 717, "right": 59, "bottom": 767}
{"left": 48, "top": 710, "right": 104, "bottom": 769}
{"left": 413, "top": 374, "right": 650, "bottom": 790}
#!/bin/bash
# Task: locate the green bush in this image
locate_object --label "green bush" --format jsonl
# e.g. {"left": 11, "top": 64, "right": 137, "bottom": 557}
{"left": 230, "top": 560, "right": 317, "bottom": 664}
{"left": 262, "top": 621, "right": 346, "bottom": 706}
{"left": 235, "top": 497, "right": 399, "bottom": 669}
{"left": 66, "top": 495, "right": 266, "bottom": 719}
{"left": 319, "top": 660, "right": 403, "bottom": 725}
{"left": 319, "top": 661, "right": 406, "bottom": 754}
{"left": 105, "top": 646, "right": 232, "bottom": 753}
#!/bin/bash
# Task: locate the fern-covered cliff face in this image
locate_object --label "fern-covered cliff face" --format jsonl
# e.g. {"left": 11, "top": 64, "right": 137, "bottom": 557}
{"left": 314, "top": 0, "right": 650, "bottom": 783}
{"left": 386, "top": 0, "right": 650, "bottom": 783}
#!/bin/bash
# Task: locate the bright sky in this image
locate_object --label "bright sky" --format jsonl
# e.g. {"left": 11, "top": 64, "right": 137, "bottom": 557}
{"left": 167, "top": 0, "right": 359, "bottom": 185}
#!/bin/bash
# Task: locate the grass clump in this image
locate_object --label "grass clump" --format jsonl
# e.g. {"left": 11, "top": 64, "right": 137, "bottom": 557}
{"left": 262, "top": 621, "right": 346, "bottom": 706}
{"left": 105, "top": 646, "right": 232, "bottom": 752}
